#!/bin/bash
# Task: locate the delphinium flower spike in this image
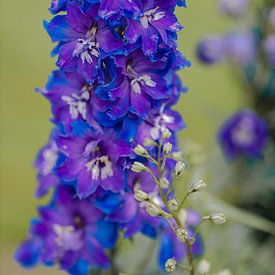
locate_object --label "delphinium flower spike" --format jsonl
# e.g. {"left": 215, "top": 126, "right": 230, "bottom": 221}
{"left": 15, "top": 0, "right": 212, "bottom": 274}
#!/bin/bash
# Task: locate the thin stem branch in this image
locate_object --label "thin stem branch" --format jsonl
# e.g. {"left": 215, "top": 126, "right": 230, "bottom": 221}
{"left": 146, "top": 168, "right": 195, "bottom": 275}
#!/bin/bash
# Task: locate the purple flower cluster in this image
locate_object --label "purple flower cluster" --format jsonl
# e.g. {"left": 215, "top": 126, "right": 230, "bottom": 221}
{"left": 196, "top": 0, "right": 274, "bottom": 159}
{"left": 16, "top": 0, "right": 203, "bottom": 274}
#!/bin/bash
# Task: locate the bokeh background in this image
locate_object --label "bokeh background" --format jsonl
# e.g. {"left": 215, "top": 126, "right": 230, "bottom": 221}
{"left": 1, "top": 1, "right": 249, "bottom": 274}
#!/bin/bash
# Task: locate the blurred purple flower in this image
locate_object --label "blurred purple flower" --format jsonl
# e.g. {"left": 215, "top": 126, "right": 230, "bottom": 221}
{"left": 218, "top": 110, "right": 269, "bottom": 159}
{"left": 197, "top": 35, "right": 226, "bottom": 64}
{"left": 219, "top": 0, "right": 249, "bottom": 17}
{"left": 263, "top": 35, "right": 275, "bottom": 68}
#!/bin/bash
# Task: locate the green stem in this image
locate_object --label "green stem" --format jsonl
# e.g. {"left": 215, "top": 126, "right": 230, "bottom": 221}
{"left": 147, "top": 166, "right": 195, "bottom": 275}
{"left": 203, "top": 192, "right": 275, "bottom": 235}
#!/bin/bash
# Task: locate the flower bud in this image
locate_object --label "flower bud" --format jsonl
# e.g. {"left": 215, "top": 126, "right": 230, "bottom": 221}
{"left": 143, "top": 138, "right": 156, "bottom": 147}
{"left": 168, "top": 199, "right": 179, "bottom": 211}
{"left": 131, "top": 162, "right": 147, "bottom": 173}
{"left": 175, "top": 227, "right": 188, "bottom": 241}
{"left": 163, "top": 142, "right": 173, "bottom": 155}
{"left": 174, "top": 161, "right": 186, "bottom": 177}
{"left": 198, "top": 259, "right": 211, "bottom": 274}
{"left": 150, "top": 127, "right": 159, "bottom": 140}
{"left": 207, "top": 213, "right": 226, "bottom": 225}
{"left": 162, "top": 128, "right": 171, "bottom": 139}
{"left": 170, "top": 151, "right": 183, "bottom": 161}
{"left": 146, "top": 203, "right": 162, "bottom": 217}
{"left": 215, "top": 269, "right": 233, "bottom": 275}
{"left": 160, "top": 177, "right": 169, "bottom": 188}
{"left": 133, "top": 145, "right": 149, "bottom": 157}
{"left": 190, "top": 179, "right": 207, "bottom": 193}
{"left": 165, "top": 258, "right": 177, "bottom": 273}
{"left": 134, "top": 189, "right": 149, "bottom": 202}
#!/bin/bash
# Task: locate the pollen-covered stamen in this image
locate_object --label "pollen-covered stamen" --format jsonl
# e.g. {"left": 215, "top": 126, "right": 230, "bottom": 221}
{"left": 140, "top": 7, "right": 165, "bottom": 29}
{"left": 73, "top": 38, "right": 100, "bottom": 64}
{"left": 232, "top": 118, "right": 255, "bottom": 146}
{"left": 61, "top": 89, "right": 90, "bottom": 120}
{"left": 85, "top": 155, "right": 114, "bottom": 180}
{"left": 53, "top": 224, "right": 83, "bottom": 251}
{"left": 130, "top": 74, "right": 157, "bottom": 94}
{"left": 41, "top": 144, "right": 58, "bottom": 176}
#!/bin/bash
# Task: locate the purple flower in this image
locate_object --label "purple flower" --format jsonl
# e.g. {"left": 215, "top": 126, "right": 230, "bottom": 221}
{"left": 38, "top": 70, "right": 108, "bottom": 133}
{"left": 45, "top": 3, "right": 122, "bottom": 82}
{"left": 197, "top": 35, "right": 226, "bottom": 64}
{"left": 124, "top": 1, "right": 182, "bottom": 55}
{"left": 218, "top": 110, "right": 269, "bottom": 160}
{"left": 57, "top": 130, "right": 132, "bottom": 198}
{"left": 135, "top": 105, "right": 185, "bottom": 143}
{"left": 219, "top": 0, "right": 249, "bottom": 17}
{"left": 97, "top": 49, "right": 170, "bottom": 119}
{"left": 15, "top": 238, "right": 42, "bottom": 268}
{"left": 16, "top": 186, "right": 118, "bottom": 272}
{"left": 225, "top": 31, "right": 256, "bottom": 65}
{"left": 35, "top": 137, "right": 59, "bottom": 198}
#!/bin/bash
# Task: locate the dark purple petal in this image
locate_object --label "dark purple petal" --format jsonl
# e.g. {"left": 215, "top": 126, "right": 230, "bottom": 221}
{"left": 67, "top": 4, "right": 92, "bottom": 33}
{"left": 57, "top": 41, "right": 78, "bottom": 70}
{"left": 44, "top": 16, "right": 80, "bottom": 42}
{"left": 108, "top": 193, "right": 138, "bottom": 223}
{"left": 97, "top": 25, "right": 123, "bottom": 53}
{"left": 130, "top": 90, "right": 151, "bottom": 117}
{"left": 77, "top": 169, "right": 99, "bottom": 198}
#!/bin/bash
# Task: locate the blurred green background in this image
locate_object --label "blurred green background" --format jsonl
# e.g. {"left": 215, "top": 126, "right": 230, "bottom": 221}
{"left": 0, "top": 1, "right": 247, "bottom": 274}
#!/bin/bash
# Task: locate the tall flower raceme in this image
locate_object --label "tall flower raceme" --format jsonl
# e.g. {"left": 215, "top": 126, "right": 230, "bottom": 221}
{"left": 197, "top": 0, "right": 275, "bottom": 160}
{"left": 15, "top": 1, "right": 225, "bottom": 274}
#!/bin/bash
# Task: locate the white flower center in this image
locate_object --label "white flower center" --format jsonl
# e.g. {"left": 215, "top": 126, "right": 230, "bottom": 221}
{"left": 73, "top": 38, "right": 100, "bottom": 64}
{"left": 140, "top": 7, "right": 165, "bottom": 29}
{"left": 61, "top": 90, "right": 90, "bottom": 120}
{"left": 130, "top": 74, "right": 156, "bottom": 94}
{"left": 85, "top": 155, "right": 114, "bottom": 180}
{"left": 41, "top": 144, "right": 58, "bottom": 176}
{"left": 232, "top": 118, "right": 255, "bottom": 146}
{"left": 53, "top": 224, "right": 83, "bottom": 251}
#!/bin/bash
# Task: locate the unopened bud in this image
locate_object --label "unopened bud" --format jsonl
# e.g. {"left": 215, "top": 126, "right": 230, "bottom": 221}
{"left": 170, "top": 151, "right": 183, "bottom": 161}
{"left": 162, "top": 128, "right": 172, "bottom": 139}
{"left": 175, "top": 227, "right": 188, "bottom": 241}
{"left": 190, "top": 179, "right": 207, "bottom": 193}
{"left": 160, "top": 177, "right": 170, "bottom": 188}
{"left": 146, "top": 203, "right": 162, "bottom": 217}
{"left": 143, "top": 138, "right": 156, "bottom": 147}
{"left": 198, "top": 259, "right": 211, "bottom": 274}
{"left": 165, "top": 258, "right": 177, "bottom": 273}
{"left": 163, "top": 142, "right": 173, "bottom": 155}
{"left": 131, "top": 162, "right": 147, "bottom": 173}
{"left": 168, "top": 199, "right": 179, "bottom": 211}
{"left": 206, "top": 213, "right": 226, "bottom": 225}
{"left": 174, "top": 161, "right": 186, "bottom": 177}
{"left": 134, "top": 189, "right": 149, "bottom": 202}
{"left": 215, "top": 269, "right": 233, "bottom": 275}
{"left": 150, "top": 127, "right": 159, "bottom": 140}
{"left": 134, "top": 145, "right": 149, "bottom": 157}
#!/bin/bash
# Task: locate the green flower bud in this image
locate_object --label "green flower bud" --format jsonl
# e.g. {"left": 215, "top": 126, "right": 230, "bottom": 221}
{"left": 131, "top": 162, "right": 147, "bottom": 173}
{"left": 165, "top": 258, "right": 177, "bottom": 273}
